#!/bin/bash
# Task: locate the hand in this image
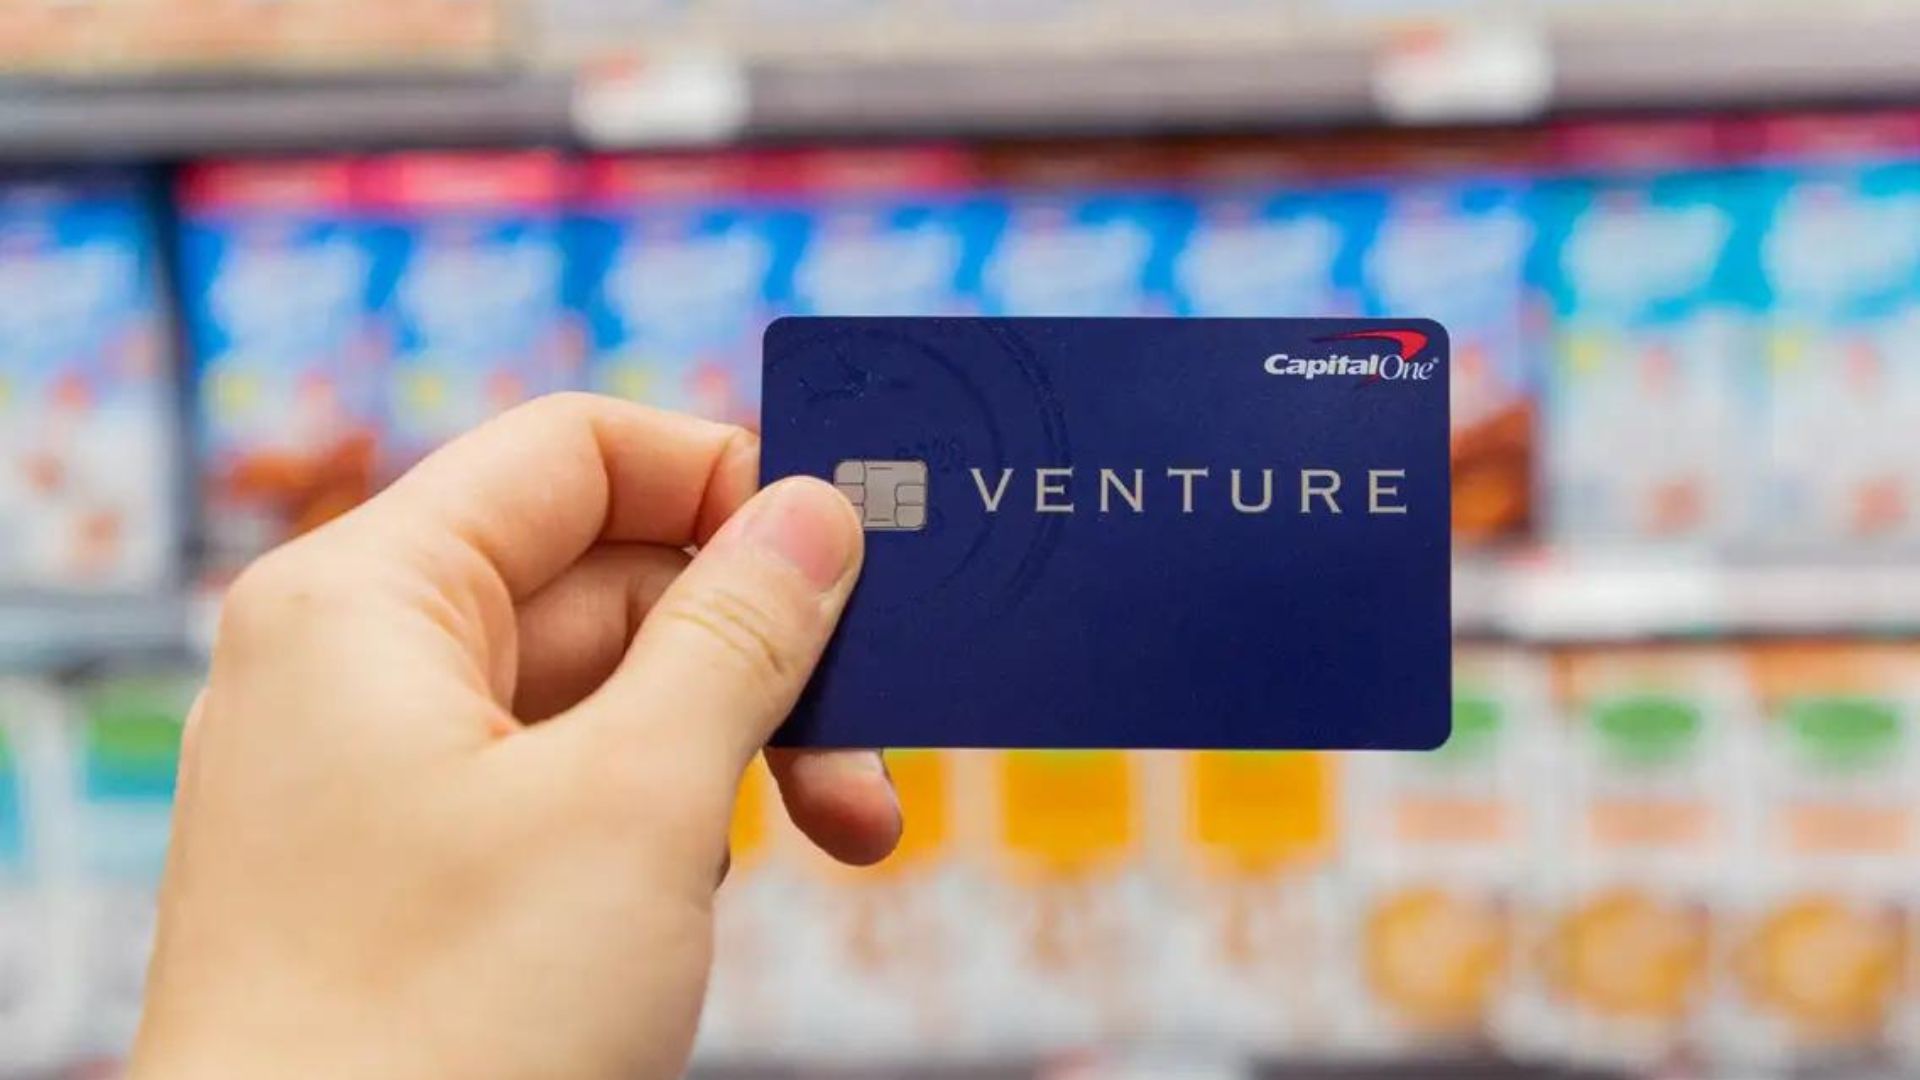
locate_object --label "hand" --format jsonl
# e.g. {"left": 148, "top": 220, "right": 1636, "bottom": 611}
{"left": 130, "top": 394, "right": 900, "bottom": 1080}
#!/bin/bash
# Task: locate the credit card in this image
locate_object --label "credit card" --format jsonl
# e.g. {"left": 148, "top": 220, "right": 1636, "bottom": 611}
{"left": 761, "top": 317, "right": 1451, "bottom": 749}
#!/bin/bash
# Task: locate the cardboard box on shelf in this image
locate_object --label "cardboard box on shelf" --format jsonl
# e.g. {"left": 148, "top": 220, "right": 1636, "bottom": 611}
{"left": 0, "top": 679, "right": 81, "bottom": 1074}
{"left": 0, "top": 0, "right": 145, "bottom": 74}
{"left": 179, "top": 158, "right": 382, "bottom": 579}
{"left": 359, "top": 151, "right": 581, "bottom": 473}
{"left": 1526, "top": 646, "right": 1755, "bottom": 1070}
{"left": 0, "top": 170, "right": 178, "bottom": 594}
{"left": 66, "top": 672, "right": 192, "bottom": 1058}
{"left": 532, "top": 0, "right": 711, "bottom": 67}
{"left": 1364, "top": 175, "right": 1536, "bottom": 545}
{"left": 3, "top": 0, "right": 506, "bottom": 75}
{"left": 776, "top": 145, "right": 990, "bottom": 321}
{"left": 1716, "top": 643, "right": 1920, "bottom": 1071}
{"left": 571, "top": 152, "right": 799, "bottom": 426}
{"left": 1153, "top": 751, "right": 1339, "bottom": 1055}
{"left": 1333, "top": 648, "right": 1548, "bottom": 1058}
{"left": 1736, "top": 112, "right": 1920, "bottom": 554}
{"left": 972, "top": 751, "right": 1155, "bottom": 1051}
{"left": 772, "top": 749, "right": 985, "bottom": 1058}
{"left": 975, "top": 143, "right": 1186, "bottom": 318}
{"left": 1533, "top": 120, "right": 1762, "bottom": 551}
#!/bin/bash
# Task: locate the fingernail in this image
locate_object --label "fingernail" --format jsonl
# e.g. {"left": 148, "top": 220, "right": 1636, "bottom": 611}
{"left": 871, "top": 751, "right": 902, "bottom": 817}
{"left": 735, "top": 477, "right": 859, "bottom": 592}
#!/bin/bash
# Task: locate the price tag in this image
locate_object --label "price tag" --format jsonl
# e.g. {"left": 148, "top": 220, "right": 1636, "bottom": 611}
{"left": 573, "top": 50, "right": 751, "bottom": 148}
{"left": 1373, "top": 23, "right": 1552, "bottom": 124}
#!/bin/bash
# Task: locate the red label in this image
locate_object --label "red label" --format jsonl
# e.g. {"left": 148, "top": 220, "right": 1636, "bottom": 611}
{"left": 578, "top": 152, "right": 761, "bottom": 205}
{"left": 180, "top": 159, "right": 357, "bottom": 212}
{"left": 356, "top": 151, "right": 568, "bottom": 212}
{"left": 1730, "top": 110, "right": 1920, "bottom": 165}
{"left": 760, "top": 145, "right": 979, "bottom": 195}
{"left": 1550, "top": 119, "right": 1730, "bottom": 173}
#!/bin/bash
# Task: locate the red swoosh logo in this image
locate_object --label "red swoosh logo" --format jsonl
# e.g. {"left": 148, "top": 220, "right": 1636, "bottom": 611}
{"left": 1315, "top": 328, "right": 1434, "bottom": 385}
{"left": 1320, "top": 328, "right": 1431, "bottom": 360}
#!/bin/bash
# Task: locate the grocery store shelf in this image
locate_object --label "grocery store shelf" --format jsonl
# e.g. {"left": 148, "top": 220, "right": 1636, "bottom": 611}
{"left": 687, "top": 1057, "right": 1612, "bottom": 1080}
{"left": 751, "top": 13, "right": 1920, "bottom": 137}
{"left": 0, "top": 592, "right": 189, "bottom": 671}
{"left": 0, "top": 74, "right": 574, "bottom": 159}
{"left": 1454, "top": 555, "right": 1920, "bottom": 641}
{"left": 6, "top": 11, "right": 1920, "bottom": 156}
{"left": 1553, "top": 10, "right": 1920, "bottom": 110}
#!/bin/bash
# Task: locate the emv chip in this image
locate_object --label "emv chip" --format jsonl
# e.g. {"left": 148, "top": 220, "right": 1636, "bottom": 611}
{"left": 833, "top": 459, "right": 927, "bottom": 531}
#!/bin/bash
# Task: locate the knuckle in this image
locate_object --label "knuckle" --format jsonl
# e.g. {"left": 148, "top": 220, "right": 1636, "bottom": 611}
{"left": 519, "top": 389, "right": 601, "bottom": 419}
{"left": 220, "top": 550, "right": 306, "bottom": 625}
{"left": 217, "top": 545, "right": 360, "bottom": 643}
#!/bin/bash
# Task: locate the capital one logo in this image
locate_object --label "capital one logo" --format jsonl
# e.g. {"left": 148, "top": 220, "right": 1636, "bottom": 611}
{"left": 1263, "top": 328, "right": 1438, "bottom": 383}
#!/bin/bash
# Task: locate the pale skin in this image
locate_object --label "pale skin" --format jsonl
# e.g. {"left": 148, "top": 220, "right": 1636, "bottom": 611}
{"left": 129, "top": 394, "right": 902, "bottom": 1080}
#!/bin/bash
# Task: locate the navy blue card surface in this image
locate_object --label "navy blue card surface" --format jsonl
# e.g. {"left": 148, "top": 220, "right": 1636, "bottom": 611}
{"left": 761, "top": 317, "right": 1451, "bottom": 750}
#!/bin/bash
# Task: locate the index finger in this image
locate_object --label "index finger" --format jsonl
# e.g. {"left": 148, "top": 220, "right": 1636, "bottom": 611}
{"left": 352, "top": 393, "right": 758, "bottom": 599}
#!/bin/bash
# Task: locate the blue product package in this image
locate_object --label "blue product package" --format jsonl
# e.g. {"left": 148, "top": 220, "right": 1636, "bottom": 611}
{"left": 780, "top": 145, "right": 993, "bottom": 320}
{"left": 976, "top": 189, "right": 1184, "bottom": 317}
{"left": 572, "top": 153, "right": 803, "bottom": 426}
{"left": 178, "top": 159, "right": 382, "bottom": 572}
{"left": 1363, "top": 178, "right": 1532, "bottom": 441}
{"left": 1532, "top": 122, "right": 1764, "bottom": 548}
{"left": 1365, "top": 176, "right": 1537, "bottom": 545}
{"left": 1742, "top": 113, "right": 1920, "bottom": 551}
{"left": 762, "top": 316, "right": 1451, "bottom": 750}
{"left": 0, "top": 170, "right": 177, "bottom": 592}
{"left": 361, "top": 152, "right": 580, "bottom": 471}
{"left": 1173, "top": 183, "right": 1379, "bottom": 318}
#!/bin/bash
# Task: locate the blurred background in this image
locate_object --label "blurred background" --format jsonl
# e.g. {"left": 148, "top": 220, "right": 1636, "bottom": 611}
{"left": 5, "top": 2, "right": 1920, "bottom": 1078}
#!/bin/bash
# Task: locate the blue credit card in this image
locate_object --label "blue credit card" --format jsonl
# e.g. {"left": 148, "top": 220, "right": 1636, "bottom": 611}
{"left": 761, "top": 317, "right": 1451, "bottom": 749}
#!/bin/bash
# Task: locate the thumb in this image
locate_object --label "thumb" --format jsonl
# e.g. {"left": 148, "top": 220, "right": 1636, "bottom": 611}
{"left": 576, "top": 475, "right": 864, "bottom": 775}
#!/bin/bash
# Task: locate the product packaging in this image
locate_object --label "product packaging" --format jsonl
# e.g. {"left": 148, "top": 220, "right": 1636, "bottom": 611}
{"left": 1738, "top": 112, "right": 1920, "bottom": 553}
{"left": 0, "top": 679, "right": 80, "bottom": 1073}
{"left": 1334, "top": 647, "right": 1550, "bottom": 1058}
{"left": 179, "top": 158, "right": 382, "bottom": 577}
{"left": 972, "top": 751, "right": 1154, "bottom": 1051}
{"left": 68, "top": 672, "right": 191, "bottom": 1058}
{"left": 1716, "top": 643, "right": 1919, "bottom": 1072}
{"left": 1155, "top": 750, "right": 1339, "bottom": 1055}
{"left": 778, "top": 145, "right": 989, "bottom": 320}
{"left": 976, "top": 143, "right": 1184, "bottom": 318}
{"left": 572, "top": 152, "right": 800, "bottom": 425}
{"left": 360, "top": 152, "right": 580, "bottom": 473}
{"left": 0, "top": 170, "right": 177, "bottom": 593}
{"left": 779, "top": 749, "right": 982, "bottom": 1058}
{"left": 1528, "top": 647, "right": 1754, "bottom": 1069}
{"left": 1533, "top": 121, "right": 1762, "bottom": 549}
{"left": 1364, "top": 171, "right": 1537, "bottom": 545}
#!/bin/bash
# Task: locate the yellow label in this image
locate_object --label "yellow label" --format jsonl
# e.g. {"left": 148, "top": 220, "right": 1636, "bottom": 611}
{"left": 214, "top": 368, "right": 260, "bottom": 419}
{"left": 1187, "top": 751, "right": 1334, "bottom": 874}
{"left": 879, "top": 749, "right": 949, "bottom": 873}
{"left": 404, "top": 370, "right": 447, "bottom": 414}
{"left": 1565, "top": 334, "right": 1607, "bottom": 377}
{"left": 998, "top": 751, "right": 1135, "bottom": 876}
{"left": 1742, "top": 895, "right": 1906, "bottom": 1037}
{"left": 1365, "top": 886, "right": 1509, "bottom": 1032}
{"left": 605, "top": 360, "right": 654, "bottom": 405}
{"left": 1771, "top": 330, "right": 1809, "bottom": 372}
{"left": 729, "top": 757, "right": 771, "bottom": 867}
